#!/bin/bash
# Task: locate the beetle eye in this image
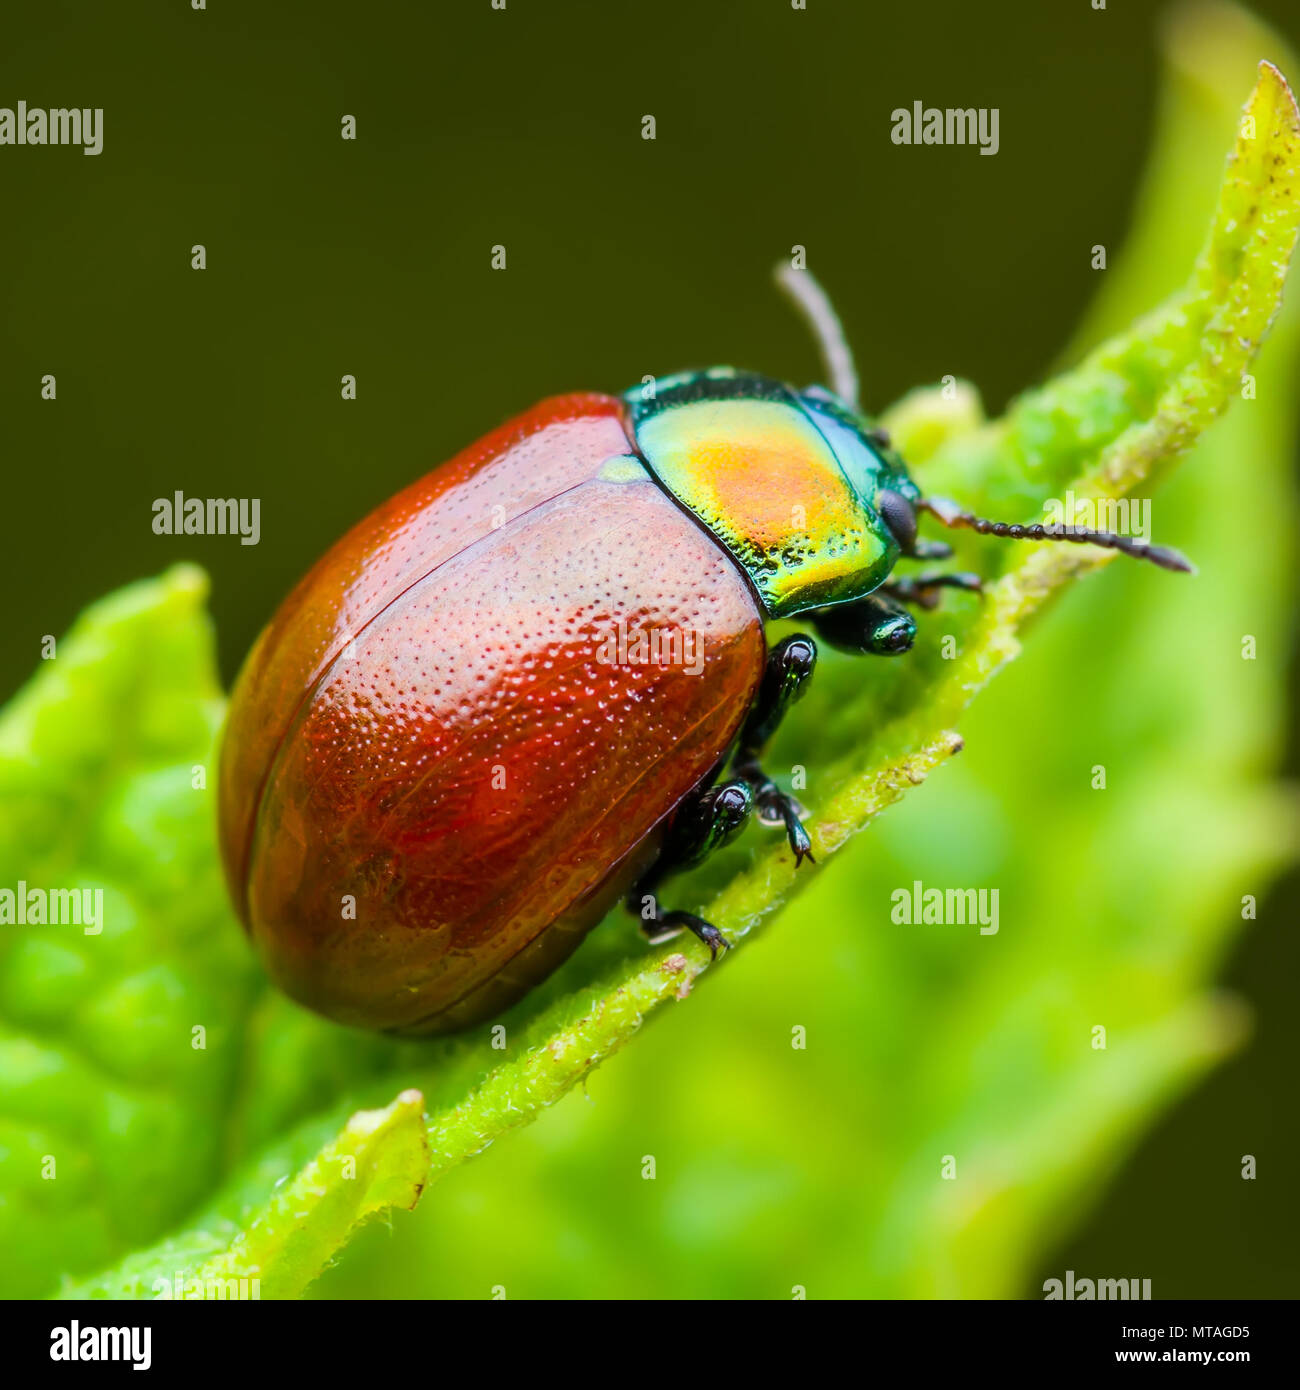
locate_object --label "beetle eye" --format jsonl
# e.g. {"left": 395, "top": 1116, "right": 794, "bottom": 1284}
{"left": 877, "top": 489, "right": 918, "bottom": 553}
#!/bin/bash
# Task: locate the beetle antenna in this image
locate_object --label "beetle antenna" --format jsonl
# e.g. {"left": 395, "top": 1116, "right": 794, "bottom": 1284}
{"left": 918, "top": 496, "right": 1196, "bottom": 573}
{"left": 774, "top": 263, "right": 860, "bottom": 412}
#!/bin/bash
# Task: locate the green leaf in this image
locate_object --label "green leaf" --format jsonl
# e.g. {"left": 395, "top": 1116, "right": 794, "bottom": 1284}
{"left": 77, "top": 1089, "right": 429, "bottom": 1301}
{"left": 0, "top": 566, "right": 260, "bottom": 1296}
{"left": 5, "top": 45, "right": 1296, "bottom": 1300}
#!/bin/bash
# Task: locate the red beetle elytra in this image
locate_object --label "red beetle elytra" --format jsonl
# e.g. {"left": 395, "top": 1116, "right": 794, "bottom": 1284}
{"left": 218, "top": 271, "right": 1190, "bottom": 1033}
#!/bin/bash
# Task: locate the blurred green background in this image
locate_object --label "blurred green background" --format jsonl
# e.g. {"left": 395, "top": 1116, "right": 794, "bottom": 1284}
{"left": 2, "top": 0, "right": 1297, "bottom": 1297}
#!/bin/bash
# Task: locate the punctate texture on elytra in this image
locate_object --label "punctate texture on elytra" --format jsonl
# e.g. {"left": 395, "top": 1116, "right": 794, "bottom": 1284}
{"left": 218, "top": 393, "right": 767, "bottom": 1033}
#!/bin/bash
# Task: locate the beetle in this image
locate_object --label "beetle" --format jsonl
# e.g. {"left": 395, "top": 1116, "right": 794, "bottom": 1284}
{"left": 217, "top": 269, "right": 1191, "bottom": 1034}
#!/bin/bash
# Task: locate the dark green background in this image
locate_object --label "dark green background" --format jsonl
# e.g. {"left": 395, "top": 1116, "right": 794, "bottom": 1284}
{"left": 2, "top": 0, "right": 1296, "bottom": 1297}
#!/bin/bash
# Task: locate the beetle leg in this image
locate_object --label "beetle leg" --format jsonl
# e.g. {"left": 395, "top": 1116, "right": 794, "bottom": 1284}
{"left": 627, "top": 778, "right": 754, "bottom": 957}
{"left": 733, "top": 761, "right": 815, "bottom": 866}
{"left": 639, "top": 907, "right": 730, "bottom": 959}
{"left": 881, "top": 570, "right": 983, "bottom": 610}
{"left": 732, "top": 635, "right": 817, "bottom": 867}
{"left": 808, "top": 593, "right": 915, "bottom": 655}
{"left": 908, "top": 539, "right": 954, "bottom": 561}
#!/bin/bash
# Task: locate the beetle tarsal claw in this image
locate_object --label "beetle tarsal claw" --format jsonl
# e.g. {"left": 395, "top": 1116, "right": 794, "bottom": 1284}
{"left": 703, "top": 930, "right": 732, "bottom": 959}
